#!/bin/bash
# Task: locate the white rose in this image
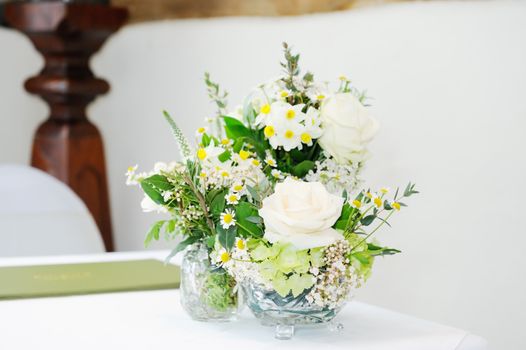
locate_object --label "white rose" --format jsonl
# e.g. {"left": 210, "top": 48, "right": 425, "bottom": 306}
{"left": 258, "top": 178, "right": 344, "bottom": 250}
{"left": 319, "top": 93, "right": 379, "bottom": 164}
{"left": 141, "top": 195, "right": 167, "bottom": 214}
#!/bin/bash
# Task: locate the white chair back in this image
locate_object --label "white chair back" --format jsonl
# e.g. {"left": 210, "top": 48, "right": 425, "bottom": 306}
{"left": 0, "top": 164, "right": 105, "bottom": 257}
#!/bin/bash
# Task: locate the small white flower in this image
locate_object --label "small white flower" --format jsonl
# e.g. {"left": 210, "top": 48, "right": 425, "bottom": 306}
{"left": 140, "top": 195, "right": 167, "bottom": 214}
{"left": 271, "top": 169, "right": 284, "bottom": 180}
{"left": 220, "top": 209, "right": 236, "bottom": 229}
{"left": 225, "top": 192, "right": 240, "bottom": 205}
{"left": 264, "top": 154, "right": 277, "bottom": 167}
{"left": 195, "top": 126, "right": 208, "bottom": 137}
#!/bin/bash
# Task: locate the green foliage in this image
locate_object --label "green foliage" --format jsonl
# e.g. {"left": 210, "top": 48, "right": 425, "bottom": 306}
{"left": 164, "top": 235, "right": 201, "bottom": 264}
{"left": 201, "top": 269, "right": 237, "bottom": 312}
{"left": 140, "top": 174, "right": 172, "bottom": 205}
{"left": 223, "top": 116, "right": 252, "bottom": 139}
{"left": 162, "top": 111, "right": 192, "bottom": 159}
{"left": 291, "top": 160, "right": 315, "bottom": 178}
{"left": 217, "top": 225, "right": 236, "bottom": 251}
{"left": 235, "top": 202, "right": 263, "bottom": 238}
{"left": 144, "top": 220, "right": 165, "bottom": 247}
{"left": 209, "top": 189, "right": 227, "bottom": 216}
{"left": 249, "top": 241, "right": 320, "bottom": 297}
{"left": 204, "top": 72, "right": 228, "bottom": 115}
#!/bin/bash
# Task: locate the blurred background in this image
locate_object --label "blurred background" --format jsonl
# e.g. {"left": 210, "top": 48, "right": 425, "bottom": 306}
{"left": 1, "top": 0, "right": 525, "bottom": 348}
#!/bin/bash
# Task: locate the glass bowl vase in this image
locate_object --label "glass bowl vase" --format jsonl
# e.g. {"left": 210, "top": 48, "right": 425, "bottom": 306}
{"left": 242, "top": 279, "right": 346, "bottom": 339}
{"left": 180, "top": 243, "right": 241, "bottom": 322}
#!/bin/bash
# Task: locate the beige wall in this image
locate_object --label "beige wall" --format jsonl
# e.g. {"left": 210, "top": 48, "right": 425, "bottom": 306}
{"left": 1, "top": 1, "right": 526, "bottom": 348}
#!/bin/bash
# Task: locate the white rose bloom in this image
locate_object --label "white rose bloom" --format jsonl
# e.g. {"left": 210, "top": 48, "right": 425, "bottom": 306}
{"left": 141, "top": 195, "right": 167, "bottom": 213}
{"left": 259, "top": 178, "right": 344, "bottom": 250}
{"left": 319, "top": 93, "right": 379, "bottom": 164}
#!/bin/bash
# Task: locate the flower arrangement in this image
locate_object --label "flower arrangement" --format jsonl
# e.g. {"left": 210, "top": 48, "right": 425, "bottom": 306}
{"left": 127, "top": 43, "right": 417, "bottom": 331}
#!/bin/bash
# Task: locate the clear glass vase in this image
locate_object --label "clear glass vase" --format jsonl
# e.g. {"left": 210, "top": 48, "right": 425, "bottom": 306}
{"left": 180, "top": 243, "right": 241, "bottom": 322}
{"left": 243, "top": 280, "right": 346, "bottom": 339}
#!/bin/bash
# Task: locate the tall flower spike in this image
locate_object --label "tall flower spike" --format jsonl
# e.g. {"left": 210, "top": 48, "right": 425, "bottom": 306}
{"left": 163, "top": 110, "right": 193, "bottom": 160}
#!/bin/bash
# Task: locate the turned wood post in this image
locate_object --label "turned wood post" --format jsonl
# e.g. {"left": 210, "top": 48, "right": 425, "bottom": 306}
{"left": 5, "top": 2, "right": 128, "bottom": 251}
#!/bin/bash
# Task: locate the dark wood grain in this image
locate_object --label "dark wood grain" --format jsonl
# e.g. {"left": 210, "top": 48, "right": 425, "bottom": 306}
{"left": 5, "top": 2, "right": 128, "bottom": 252}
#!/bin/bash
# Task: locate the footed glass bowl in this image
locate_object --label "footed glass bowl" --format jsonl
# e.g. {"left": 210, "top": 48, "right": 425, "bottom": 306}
{"left": 243, "top": 280, "right": 346, "bottom": 339}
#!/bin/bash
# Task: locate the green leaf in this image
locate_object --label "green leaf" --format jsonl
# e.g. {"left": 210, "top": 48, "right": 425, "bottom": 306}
{"left": 383, "top": 200, "right": 393, "bottom": 211}
{"left": 166, "top": 220, "right": 176, "bottom": 233}
{"left": 367, "top": 243, "right": 401, "bottom": 256}
{"left": 351, "top": 251, "right": 371, "bottom": 265}
{"left": 218, "top": 150, "right": 231, "bottom": 162}
{"left": 245, "top": 215, "right": 263, "bottom": 224}
{"left": 217, "top": 225, "right": 236, "bottom": 250}
{"left": 246, "top": 185, "right": 261, "bottom": 203}
{"left": 291, "top": 160, "right": 315, "bottom": 178}
{"left": 223, "top": 116, "right": 252, "bottom": 139}
{"left": 143, "top": 174, "right": 173, "bottom": 191}
{"left": 210, "top": 189, "right": 227, "bottom": 216}
{"left": 206, "top": 236, "right": 216, "bottom": 249}
{"left": 201, "top": 133, "right": 211, "bottom": 147}
{"left": 235, "top": 202, "right": 263, "bottom": 237}
{"left": 144, "top": 220, "right": 165, "bottom": 247}
{"left": 164, "top": 236, "right": 200, "bottom": 263}
{"left": 140, "top": 181, "right": 164, "bottom": 204}
{"left": 360, "top": 215, "right": 376, "bottom": 226}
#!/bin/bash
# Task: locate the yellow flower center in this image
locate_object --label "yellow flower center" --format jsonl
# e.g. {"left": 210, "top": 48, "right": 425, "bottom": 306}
{"left": 239, "top": 150, "right": 250, "bottom": 160}
{"left": 392, "top": 202, "right": 401, "bottom": 211}
{"left": 223, "top": 213, "right": 233, "bottom": 224}
{"left": 286, "top": 109, "right": 296, "bottom": 120}
{"left": 301, "top": 132, "right": 312, "bottom": 143}
{"left": 197, "top": 148, "right": 207, "bottom": 160}
{"left": 221, "top": 171, "right": 229, "bottom": 178}
{"left": 127, "top": 166, "right": 135, "bottom": 172}
{"left": 228, "top": 194, "right": 238, "bottom": 202}
{"left": 285, "top": 130, "right": 294, "bottom": 139}
{"left": 236, "top": 240, "right": 245, "bottom": 250}
{"left": 197, "top": 127, "right": 205, "bottom": 134}
{"left": 380, "top": 187, "right": 389, "bottom": 194}
{"left": 339, "top": 75, "right": 348, "bottom": 81}
{"left": 220, "top": 252, "right": 231, "bottom": 263}
{"left": 252, "top": 159, "right": 260, "bottom": 166}
{"left": 264, "top": 125, "right": 275, "bottom": 138}
{"left": 352, "top": 199, "right": 362, "bottom": 208}
{"left": 266, "top": 159, "right": 275, "bottom": 166}
{"left": 374, "top": 197, "right": 383, "bottom": 208}
{"left": 366, "top": 192, "right": 373, "bottom": 199}
{"left": 233, "top": 184, "right": 243, "bottom": 192}
{"left": 221, "top": 138, "right": 230, "bottom": 145}
{"left": 260, "top": 104, "right": 271, "bottom": 114}
{"left": 199, "top": 172, "right": 207, "bottom": 178}
{"left": 280, "top": 90, "right": 289, "bottom": 98}
{"left": 317, "top": 94, "right": 325, "bottom": 100}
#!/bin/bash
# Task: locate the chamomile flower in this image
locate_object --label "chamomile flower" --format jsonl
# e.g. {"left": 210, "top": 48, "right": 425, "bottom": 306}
{"left": 195, "top": 126, "right": 208, "bottom": 137}
{"left": 225, "top": 192, "right": 240, "bottom": 205}
{"left": 235, "top": 238, "right": 246, "bottom": 250}
{"left": 277, "top": 89, "right": 292, "bottom": 100}
{"left": 305, "top": 82, "right": 330, "bottom": 103}
{"left": 373, "top": 196, "right": 383, "bottom": 208}
{"left": 380, "top": 187, "right": 390, "bottom": 194}
{"left": 352, "top": 199, "right": 362, "bottom": 208}
{"left": 214, "top": 247, "right": 231, "bottom": 266}
{"left": 220, "top": 138, "right": 233, "bottom": 147}
{"left": 231, "top": 181, "right": 245, "bottom": 194}
{"left": 271, "top": 169, "right": 284, "bottom": 180}
{"left": 392, "top": 202, "right": 401, "bottom": 211}
{"left": 264, "top": 153, "right": 277, "bottom": 167}
{"left": 220, "top": 209, "right": 236, "bottom": 229}
{"left": 125, "top": 165, "right": 138, "bottom": 185}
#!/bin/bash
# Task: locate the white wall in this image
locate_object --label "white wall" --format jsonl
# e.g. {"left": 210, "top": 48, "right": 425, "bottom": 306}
{"left": 1, "top": 0, "right": 525, "bottom": 348}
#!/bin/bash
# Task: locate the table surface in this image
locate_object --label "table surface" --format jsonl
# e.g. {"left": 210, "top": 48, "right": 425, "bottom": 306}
{"left": 0, "top": 251, "right": 487, "bottom": 350}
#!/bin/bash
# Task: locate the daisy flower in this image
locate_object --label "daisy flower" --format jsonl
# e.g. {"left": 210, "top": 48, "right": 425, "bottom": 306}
{"left": 225, "top": 192, "right": 240, "bottom": 205}
{"left": 220, "top": 209, "right": 236, "bottom": 229}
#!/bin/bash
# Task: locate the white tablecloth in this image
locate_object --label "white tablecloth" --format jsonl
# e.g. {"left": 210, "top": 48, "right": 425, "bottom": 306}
{"left": 0, "top": 251, "right": 487, "bottom": 350}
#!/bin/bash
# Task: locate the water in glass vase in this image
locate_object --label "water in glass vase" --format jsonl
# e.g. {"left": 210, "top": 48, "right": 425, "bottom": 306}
{"left": 180, "top": 243, "right": 241, "bottom": 321}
